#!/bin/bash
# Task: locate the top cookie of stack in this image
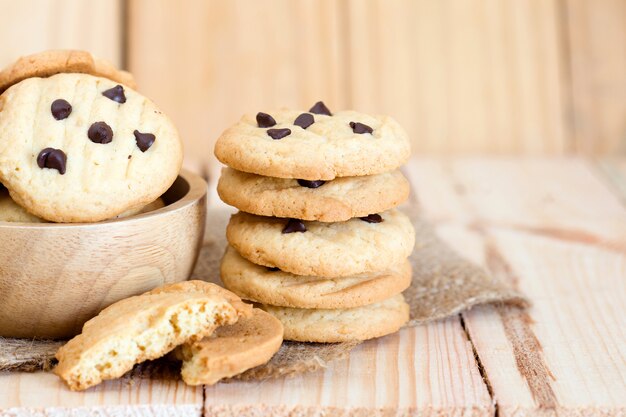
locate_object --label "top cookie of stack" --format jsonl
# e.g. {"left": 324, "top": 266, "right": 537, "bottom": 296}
{"left": 216, "top": 101, "right": 410, "bottom": 180}
{"left": 215, "top": 101, "right": 415, "bottom": 343}
{"left": 0, "top": 50, "right": 183, "bottom": 223}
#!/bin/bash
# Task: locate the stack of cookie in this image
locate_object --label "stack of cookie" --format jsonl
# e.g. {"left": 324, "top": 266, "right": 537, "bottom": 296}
{"left": 215, "top": 102, "right": 415, "bottom": 343}
{"left": 0, "top": 50, "right": 181, "bottom": 223}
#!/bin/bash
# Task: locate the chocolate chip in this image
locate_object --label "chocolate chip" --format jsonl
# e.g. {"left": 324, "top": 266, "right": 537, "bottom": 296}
{"left": 297, "top": 179, "right": 325, "bottom": 188}
{"left": 50, "top": 99, "right": 72, "bottom": 120}
{"left": 360, "top": 214, "right": 383, "bottom": 223}
{"left": 102, "top": 85, "right": 126, "bottom": 103}
{"left": 88, "top": 122, "right": 113, "bottom": 144}
{"left": 134, "top": 130, "right": 155, "bottom": 152}
{"left": 37, "top": 148, "right": 67, "bottom": 175}
{"left": 294, "top": 113, "right": 314, "bottom": 129}
{"left": 350, "top": 121, "right": 373, "bottom": 134}
{"left": 282, "top": 219, "right": 307, "bottom": 233}
{"left": 256, "top": 112, "right": 276, "bottom": 128}
{"left": 267, "top": 128, "right": 291, "bottom": 140}
{"left": 309, "top": 101, "right": 332, "bottom": 116}
{"left": 267, "top": 266, "right": 280, "bottom": 272}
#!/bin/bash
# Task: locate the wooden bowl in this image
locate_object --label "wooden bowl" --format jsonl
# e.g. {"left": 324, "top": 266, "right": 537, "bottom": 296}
{"left": 0, "top": 169, "right": 207, "bottom": 339}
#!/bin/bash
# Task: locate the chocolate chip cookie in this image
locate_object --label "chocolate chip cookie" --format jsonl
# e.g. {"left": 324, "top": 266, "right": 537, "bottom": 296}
{"left": 221, "top": 245, "right": 412, "bottom": 309}
{"left": 0, "top": 73, "right": 183, "bottom": 222}
{"left": 262, "top": 294, "right": 410, "bottom": 342}
{"left": 226, "top": 209, "right": 415, "bottom": 277}
{"left": 214, "top": 102, "right": 411, "bottom": 180}
{"left": 218, "top": 167, "right": 410, "bottom": 222}
{"left": 0, "top": 49, "right": 136, "bottom": 93}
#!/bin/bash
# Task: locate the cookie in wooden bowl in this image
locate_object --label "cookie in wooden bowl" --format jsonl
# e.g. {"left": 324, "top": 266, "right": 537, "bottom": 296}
{"left": 0, "top": 49, "right": 136, "bottom": 93}
{"left": 0, "top": 73, "right": 183, "bottom": 223}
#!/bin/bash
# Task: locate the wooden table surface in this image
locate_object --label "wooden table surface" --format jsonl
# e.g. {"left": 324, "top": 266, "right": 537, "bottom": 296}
{"left": 1, "top": 157, "right": 625, "bottom": 417}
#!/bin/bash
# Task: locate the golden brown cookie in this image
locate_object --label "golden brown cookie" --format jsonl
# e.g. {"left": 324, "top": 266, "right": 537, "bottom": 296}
{"left": 221, "top": 246, "right": 412, "bottom": 309}
{"left": 217, "top": 167, "right": 410, "bottom": 222}
{"left": 0, "top": 49, "right": 136, "bottom": 93}
{"left": 214, "top": 103, "right": 411, "bottom": 180}
{"left": 0, "top": 73, "right": 183, "bottom": 223}
{"left": 262, "top": 294, "right": 410, "bottom": 342}
{"left": 54, "top": 281, "right": 248, "bottom": 391}
{"left": 226, "top": 210, "right": 415, "bottom": 277}
{"left": 177, "top": 308, "right": 283, "bottom": 385}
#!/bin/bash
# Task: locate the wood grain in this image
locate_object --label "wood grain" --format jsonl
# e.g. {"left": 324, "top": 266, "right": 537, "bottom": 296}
{"left": 344, "top": 0, "right": 568, "bottom": 154}
{"left": 565, "top": 0, "right": 626, "bottom": 153}
{"left": 0, "top": 371, "right": 202, "bottom": 416}
{"left": 1, "top": 1, "right": 625, "bottom": 155}
{"left": 0, "top": 0, "right": 122, "bottom": 68}
{"left": 406, "top": 158, "right": 626, "bottom": 416}
{"left": 0, "top": 320, "right": 492, "bottom": 416}
{"left": 595, "top": 158, "right": 626, "bottom": 203}
{"left": 1, "top": 158, "right": 625, "bottom": 415}
{"left": 126, "top": 0, "right": 574, "bottom": 156}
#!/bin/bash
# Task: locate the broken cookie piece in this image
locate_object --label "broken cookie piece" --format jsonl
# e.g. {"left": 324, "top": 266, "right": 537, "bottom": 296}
{"left": 178, "top": 308, "right": 283, "bottom": 385}
{"left": 54, "top": 281, "right": 250, "bottom": 391}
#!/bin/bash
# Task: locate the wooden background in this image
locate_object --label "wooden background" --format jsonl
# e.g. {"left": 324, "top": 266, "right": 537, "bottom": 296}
{"left": 0, "top": 0, "right": 624, "bottom": 165}
{"left": 1, "top": 2, "right": 625, "bottom": 414}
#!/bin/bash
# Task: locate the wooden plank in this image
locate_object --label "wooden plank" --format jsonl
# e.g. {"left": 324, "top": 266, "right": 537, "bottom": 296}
{"left": 128, "top": 0, "right": 576, "bottom": 157}
{"left": 0, "top": 371, "right": 202, "bottom": 416}
{"left": 406, "top": 157, "right": 626, "bottom": 416}
{"left": 128, "top": 0, "right": 347, "bottom": 167}
{"left": 408, "top": 157, "right": 626, "bottom": 244}
{"left": 595, "top": 158, "right": 626, "bottom": 202}
{"left": 204, "top": 320, "right": 493, "bottom": 416}
{"left": 3, "top": 0, "right": 623, "bottom": 156}
{"left": 0, "top": 0, "right": 123, "bottom": 67}
{"left": 565, "top": 0, "right": 626, "bottom": 153}
{"left": 343, "top": 0, "right": 568, "bottom": 154}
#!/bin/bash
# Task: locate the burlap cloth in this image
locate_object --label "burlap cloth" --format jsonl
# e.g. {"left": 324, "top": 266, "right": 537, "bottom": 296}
{"left": 0, "top": 197, "right": 528, "bottom": 380}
